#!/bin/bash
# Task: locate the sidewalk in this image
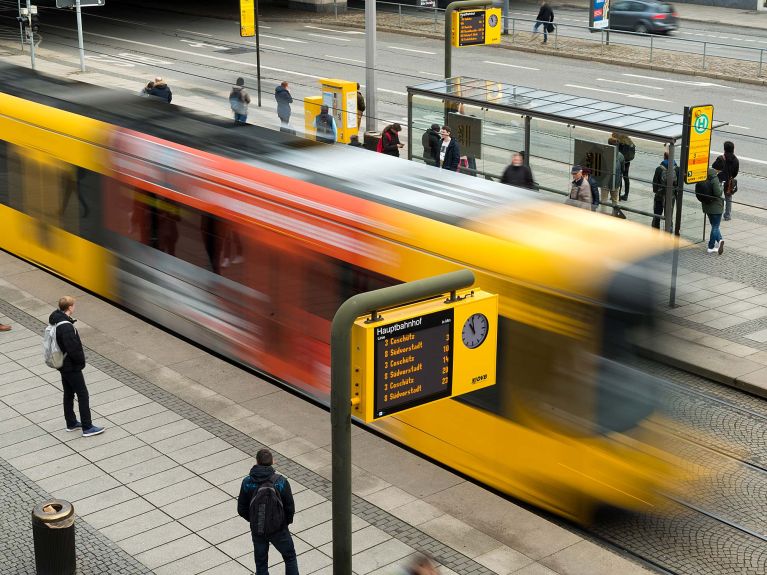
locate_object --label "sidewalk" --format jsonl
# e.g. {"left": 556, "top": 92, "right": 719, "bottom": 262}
{"left": 0, "top": 254, "right": 655, "bottom": 575}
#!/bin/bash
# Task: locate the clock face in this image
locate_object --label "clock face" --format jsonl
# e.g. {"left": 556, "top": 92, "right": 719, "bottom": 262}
{"left": 489, "top": 14, "right": 499, "bottom": 27}
{"left": 462, "top": 313, "right": 489, "bottom": 349}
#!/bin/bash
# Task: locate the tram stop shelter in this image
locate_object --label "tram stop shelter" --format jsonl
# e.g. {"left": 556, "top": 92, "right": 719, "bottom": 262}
{"left": 406, "top": 76, "right": 725, "bottom": 237}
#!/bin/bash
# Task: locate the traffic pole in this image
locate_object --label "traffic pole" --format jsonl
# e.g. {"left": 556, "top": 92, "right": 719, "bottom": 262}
{"left": 76, "top": 0, "right": 86, "bottom": 72}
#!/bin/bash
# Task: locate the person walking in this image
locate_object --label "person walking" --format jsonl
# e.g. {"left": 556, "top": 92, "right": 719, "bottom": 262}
{"left": 651, "top": 151, "right": 680, "bottom": 230}
{"left": 314, "top": 105, "right": 337, "bottom": 144}
{"left": 275, "top": 81, "right": 293, "bottom": 128}
{"left": 612, "top": 133, "right": 635, "bottom": 201}
{"left": 379, "top": 123, "right": 404, "bottom": 157}
{"left": 697, "top": 166, "right": 725, "bottom": 254}
{"left": 229, "top": 77, "right": 251, "bottom": 125}
{"left": 567, "top": 165, "right": 592, "bottom": 208}
{"left": 500, "top": 151, "right": 535, "bottom": 189}
{"left": 439, "top": 126, "right": 460, "bottom": 171}
{"left": 49, "top": 296, "right": 104, "bottom": 437}
{"left": 711, "top": 140, "right": 739, "bottom": 221}
{"left": 238, "top": 448, "right": 298, "bottom": 575}
{"left": 533, "top": 0, "right": 554, "bottom": 44}
{"left": 148, "top": 76, "right": 172, "bottom": 103}
{"left": 356, "top": 83, "right": 365, "bottom": 131}
{"left": 422, "top": 124, "right": 441, "bottom": 167}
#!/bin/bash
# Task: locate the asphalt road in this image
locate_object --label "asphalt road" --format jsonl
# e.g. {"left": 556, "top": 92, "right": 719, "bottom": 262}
{"left": 5, "top": 4, "right": 767, "bottom": 209}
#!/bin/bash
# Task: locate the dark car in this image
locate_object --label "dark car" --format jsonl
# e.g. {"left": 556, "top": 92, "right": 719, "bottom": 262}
{"left": 608, "top": 0, "right": 679, "bottom": 34}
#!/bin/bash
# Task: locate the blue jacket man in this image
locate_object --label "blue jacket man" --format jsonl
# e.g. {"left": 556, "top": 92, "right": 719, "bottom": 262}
{"left": 237, "top": 448, "right": 298, "bottom": 575}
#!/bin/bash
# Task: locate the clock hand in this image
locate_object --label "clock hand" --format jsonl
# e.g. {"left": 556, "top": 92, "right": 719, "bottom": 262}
{"left": 469, "top": 319, "right": 475, "bottom": 334}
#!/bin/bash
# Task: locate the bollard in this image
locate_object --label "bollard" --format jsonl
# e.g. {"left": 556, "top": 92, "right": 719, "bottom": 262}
{"left": 32, "top": 499, "right": 76, "bottom": 575}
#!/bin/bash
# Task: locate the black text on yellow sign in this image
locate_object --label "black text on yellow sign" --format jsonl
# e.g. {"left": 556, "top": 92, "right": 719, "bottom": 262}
{"left": 684, "top": 104, "right": 714, "bottom": 184}
{"left": 451, "top": 8, "right": 502, "bottom": 47}
{"left": 240, "top": 0, "right": 255, "bottom": 37}
{"left": 351, "top": 289, "right": 498, "bottom": 423}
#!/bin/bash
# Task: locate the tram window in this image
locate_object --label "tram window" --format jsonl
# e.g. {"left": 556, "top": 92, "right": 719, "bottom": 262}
{"left": 0, "top": 141, "right": 8, "bottom": 206}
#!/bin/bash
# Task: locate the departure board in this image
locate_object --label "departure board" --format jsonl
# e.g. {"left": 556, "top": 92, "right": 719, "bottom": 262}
{"left": 373, "top": 309, "right": 454, "bottom": 419}
{"left": 457, "top": 11, "right": 486, "bottom": 46}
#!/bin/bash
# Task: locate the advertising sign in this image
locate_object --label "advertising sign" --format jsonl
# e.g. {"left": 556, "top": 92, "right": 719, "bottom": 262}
{"left": 447, "top": 112, "right": 482, "bottom": 159}
{"left": 351, "top": 288, "right": 498, "bottom": 423}
{"left": 683, "top": 105, "right": 714, "bottom": 184}
{"left": 574, "top": 138, "right": 617, "bottom": 192}
{"left": 451, "top": 8, "right": 502, "bottom": 47}
{"left": 240, "top": 0, "right": 255, "bottom": 37}
{"left": 589, "top": 0, "right": 610, "bottom": 30}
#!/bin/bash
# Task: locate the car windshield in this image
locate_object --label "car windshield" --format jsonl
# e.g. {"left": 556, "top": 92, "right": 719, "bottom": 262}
{"left": 659, "top": 3, "right": 674, "bottom": 12}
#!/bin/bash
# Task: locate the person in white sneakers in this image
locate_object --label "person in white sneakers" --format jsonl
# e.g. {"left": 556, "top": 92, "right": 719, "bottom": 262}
{"left": 696, "top": 167, "right": 725, "bottom": 255}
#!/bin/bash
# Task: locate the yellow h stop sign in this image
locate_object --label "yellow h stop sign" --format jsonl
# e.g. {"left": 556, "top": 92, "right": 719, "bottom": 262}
{"left": 685, "top": 105, "right": 713, "bottom": 184}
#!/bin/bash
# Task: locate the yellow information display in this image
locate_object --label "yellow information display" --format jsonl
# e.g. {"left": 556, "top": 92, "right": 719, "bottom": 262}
{"left": 684, "top": 104, "right": 714, "bottom": 184}
{"left": 451, "top": 8, "right": 502, "bottom": 47}
{"left": 240, "top": 0, "right": 255, "bottom": 37}
{"left": 351, "top": 289, "right": 498, "bottom": 423}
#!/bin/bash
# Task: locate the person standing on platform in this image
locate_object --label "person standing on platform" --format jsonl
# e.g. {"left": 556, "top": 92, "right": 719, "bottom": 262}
{"left": 501, "top": 151, "right": 535, "bottom": 189}
{"left": 380, "top": 123, "right": 404, "bottom": 157}
{"left": 314, "top": 105, "right": 337, "bottom": 144}
{"left": 567, "top": 165, "right": 592, "bottom": 208}
{"left": 698, "top": 166, "right": 725, "bottom": 254}
{"left": 238, "top": 448, "right": 298, "bottom": 575}
{"left": 439, "top": 126, "right": 460, "bottom": 171}
{"left": 229, "top": 77, "right": 251, "bottom": 125}
{"left": 712, "top": 140, "right": 739, "bottom": 221}
{"left": 422, "top": 124, "right": 441, "bottom": 167}
{"left": 356, "top": 83, "right": 366, "bottom": 132}
{"left": 275, "top": 81, "right": 294, "bottom": 128}
{"left": 148, "top": 76, "right": 172, "bottom": 103}
{"left": 49, "top": 296, "right": 104, "bottom": 437}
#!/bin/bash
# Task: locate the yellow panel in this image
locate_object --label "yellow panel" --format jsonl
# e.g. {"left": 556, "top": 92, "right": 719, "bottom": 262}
{"left": 319, "top": 78, "right": 358, "bottom": 144}
{"left": 485, "top": 8, "right": 502, "bottom": 45}
{"left": 685, "top": 104, "right": 713, "bottom": 184}
{"left": 304, "top": 95, "right": 323, "bottom": 138}
{"left": 0, "top": 205, "right": 114, "bottom": 298}
{"left": 240, "top": 0, "right": 255, "bottom": 37}
{"left": 0, "top": 93, "right": 111, "bottom": 175}
{"left": 352, "top": 288, "right": 498, "bottom": 423}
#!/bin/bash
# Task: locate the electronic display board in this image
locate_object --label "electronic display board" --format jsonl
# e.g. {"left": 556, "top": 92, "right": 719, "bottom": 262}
{"left": 451, "top": 8, "right": 502, "bottom": 48}
{"left": 683, "top": 105, "right": 714, "bottom": 184}
{"left": 373, "top": 308, "right": 454, "bottom": 419}
{"left": 352, "top": 288, "right": 497, "bottom": 423}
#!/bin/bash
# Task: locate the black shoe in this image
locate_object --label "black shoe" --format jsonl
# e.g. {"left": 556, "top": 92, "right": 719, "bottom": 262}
{"left": 619, "top": 194, "right": 628, "bottom": 201}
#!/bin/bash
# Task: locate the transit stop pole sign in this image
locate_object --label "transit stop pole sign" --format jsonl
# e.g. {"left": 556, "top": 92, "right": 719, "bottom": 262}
{"left": 682, "top": 104, "right": 714, "bottom": 184}
{"left": 330, "top": 270, "right": 496, "bottom": 575}
{"left": 351, "top": 288, "right": 497, "bottom": 422}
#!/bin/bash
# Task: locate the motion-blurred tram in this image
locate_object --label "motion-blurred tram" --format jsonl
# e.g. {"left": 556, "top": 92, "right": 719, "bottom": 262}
{"left": 0, "top": 64, "right": 681, "bottom": 523}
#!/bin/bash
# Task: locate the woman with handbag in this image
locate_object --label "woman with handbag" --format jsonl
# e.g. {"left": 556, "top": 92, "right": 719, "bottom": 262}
{"left": 711, "top": 141, "right": 739, "bottom": 221}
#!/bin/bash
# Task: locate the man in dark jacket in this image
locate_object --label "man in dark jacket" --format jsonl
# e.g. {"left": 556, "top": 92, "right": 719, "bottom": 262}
{"left": 651, "top": 151, "right": 680, "bottom": 230}
{"left": 422, "top": 124, "right": 441, "bottom": 167}
{"left": 50, "top": 296, "right": 104, "bottom": 437}
{"left": 439, "top": 126, "right": 460, "bottom": 171}
{"left": 500, "top": 152, "right": 535, "bottom": 189}
{"left": 275, "top": 81, "right": 293, "bottom": 127}
{"left": 356, "top": 83, "right": 365, "bottom": 131}
{"left": 712, "top": 140, "right": 739, "bottom": 221}
{"left": 148, "top": 76, "right": 172, "bottom": 103}
{"left": 238, "top": 449, "right": 298, "bottom": 575}
{"left": 533, "top": 0, "right": 554, "bottom": 43}
{"left": 380, "top": 123, "right": 404, "bottom": 157}
{"left": 699, "top": 167, "right": 725, "bottom": 254}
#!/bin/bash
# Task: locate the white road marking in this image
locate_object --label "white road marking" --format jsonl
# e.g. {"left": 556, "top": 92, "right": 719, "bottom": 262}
{"left": 179, "top": 38, "right": 230, "bottom": 50}
{"left": 83, "top": 31, "right": 325, "bottom": 79}
{"left": 710, "top": 150, "right": 767, "bottom": 165}
{"left": 418, "top": 71, "right": 443, "bottom": 77}
{"left": 117, "top": 53, "right": 172, "bottom": 65}
{"left": 177, "top": 30, "right": 212, "bottom": 37}
{"left": 304, "top": 25, "right": 365, "bottom": 35}
{"left": 483, "top": 60, "right": 540, "bottom": 71}
{"left": 260, "top": 34, "right": 307, "bottom": 43}
{"left": 258, "top": 44, "right": 286, "bottom": 50}
{"left": 307, "top": 33, "right": 352, "bottom": 42}
{"left": 388, "top": 46, "right": 436, "bottom": 54}
{"left": 324, "top": 54, "right": 365, "bottom": 63}
{"left": 733, "top": 99, "right": 767, "bottom": 107}
{"left": 565, "top": 84, "right": 670, "bottom": 102}
{"left": 85, "top": 55, "right": 134, "bottom": 67}
{"left": 597, "top": 78, "right": 663, "bottom": 90}
{"left": 378, "top": 88, "right": 408, "bottom": 95}
{"left": 623, "top": 73, "right": 734, "bottom": 89}
{"left": 726, "top": 124, "right": 750, "bottom": 130}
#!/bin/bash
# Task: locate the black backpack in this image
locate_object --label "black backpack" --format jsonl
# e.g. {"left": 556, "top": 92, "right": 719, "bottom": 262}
{"left": 619, "top": 142, "right": 636, "bottom": 162}
{"left": 316, "top": 113, "right": 332, "bottom": 134}
{"left": 249, "top": 474, "right": 285, "bottom": 536}
{"left": 695, "top": 178, "right": 716, "bottom": 204}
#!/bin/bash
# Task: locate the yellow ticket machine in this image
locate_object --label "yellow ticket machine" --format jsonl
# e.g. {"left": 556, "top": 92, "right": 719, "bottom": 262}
{"left": 319, "top": 78, "right": 358, "bottom": 144}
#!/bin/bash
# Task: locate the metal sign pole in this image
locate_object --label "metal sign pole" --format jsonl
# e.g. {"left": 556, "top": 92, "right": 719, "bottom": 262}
{"left": 444, "top": 0, "right": 494, "bottom": 78}
{"left": 365, "top": 0, "right": 376, "bottom": 132}
{"left": 76, "top": 0, "right": 85, "bottom": 72}
{"left": 26, "top": 0, "right": 35, "bottom": 70}
{"left": 330, "top": 270, "right": 475, "bottom": 575}
{"left": 255, "top": 0, "right": 261, "bottom": 106}
{"left": 17, "top": 0, "right": 24, "bottom": 51}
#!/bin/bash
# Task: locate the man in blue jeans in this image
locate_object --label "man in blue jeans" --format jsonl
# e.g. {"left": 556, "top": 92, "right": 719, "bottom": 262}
{"left": 238, "top": 448, "right": 298, "bottom": 575}
{"left": 699, "top": 166, "right": 725, "bottom": 255}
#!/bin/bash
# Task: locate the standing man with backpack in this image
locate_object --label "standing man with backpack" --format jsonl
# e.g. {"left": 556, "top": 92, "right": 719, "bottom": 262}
{"left": 711, "top": 140, "right": 739, "bottom": 221}
{"left": 314, "top": 105, "right": 337, "bottom": 144}
{"left": 230, "top": 77, "right": 251, "bottom": 125}
{"left": 696, "top": 166, "right": 725, "bottom": 255}
{"left": 47, "top": 296, "right": 104, "bottom": 437}
{"left": 238, "top": 448, "right": 298, "bottom": 575}
{"left": 612, "top": 133, "right": 635, "bottom": 201}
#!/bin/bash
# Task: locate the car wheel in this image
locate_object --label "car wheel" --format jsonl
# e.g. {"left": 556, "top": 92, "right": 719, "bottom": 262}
{"left": 634, "top": 22, "right": 648, "bottom": 34}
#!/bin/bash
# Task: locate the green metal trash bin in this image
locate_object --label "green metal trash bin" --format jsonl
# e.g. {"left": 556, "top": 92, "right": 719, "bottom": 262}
{"left": 32, "top": 499, "right": 75, "bottom": 575}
